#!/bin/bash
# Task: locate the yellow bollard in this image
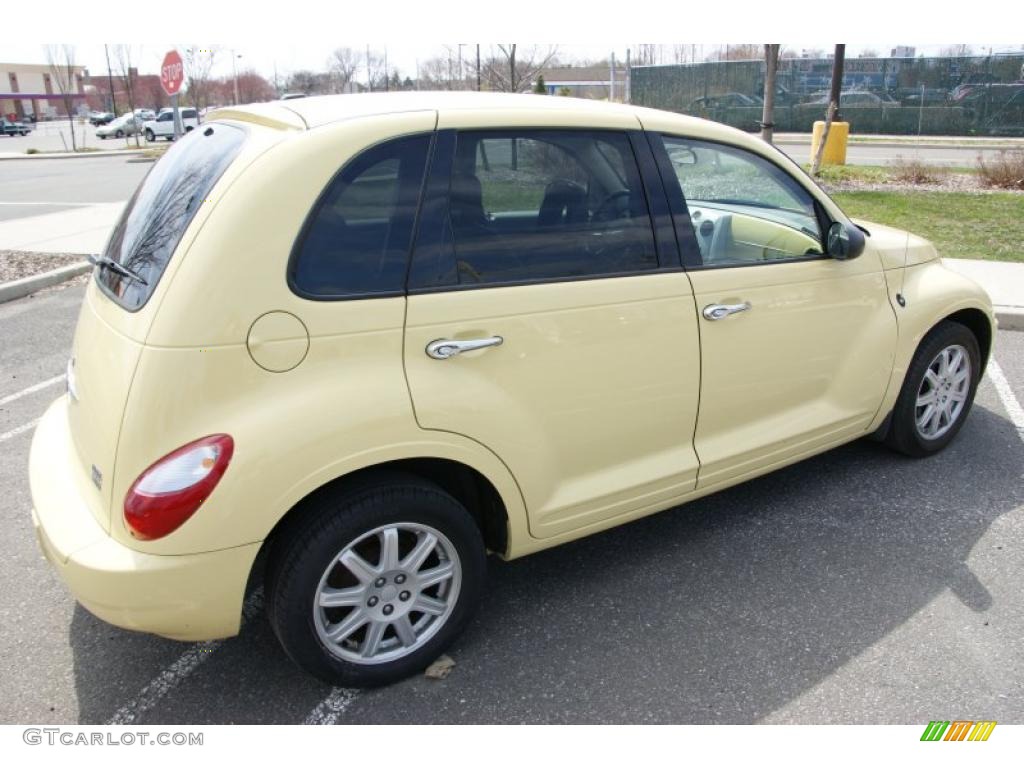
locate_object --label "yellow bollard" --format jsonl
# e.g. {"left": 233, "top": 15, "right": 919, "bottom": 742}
{"left": 810, "top": 121, "right": 849, "bottom": 166}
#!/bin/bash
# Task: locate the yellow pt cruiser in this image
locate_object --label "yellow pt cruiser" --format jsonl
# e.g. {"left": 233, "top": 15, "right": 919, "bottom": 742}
{"left": 30, "top": 93, "right": 994, "bottom": 686}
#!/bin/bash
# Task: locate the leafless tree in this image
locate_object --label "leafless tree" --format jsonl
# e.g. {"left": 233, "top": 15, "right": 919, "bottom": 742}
{"left": 183, "top": 46, "right": 220, "bottom": 112}
{"left": 44, "top": 44, "right": 80, "bottom": 151}
{"left": 484, "top": 44, "right": 558, "bottom": 93}
{"left": 328, "top": 47, "right": 362, "bottom": 93}
{"left": 939, "top": 44, "right": 975, "bottom": 57}
{"left": 112, "top": 45, "right": 141, "bottom": 146}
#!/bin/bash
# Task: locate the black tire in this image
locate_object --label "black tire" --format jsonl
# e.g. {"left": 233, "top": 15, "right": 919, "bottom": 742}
{"left": 266, "top": 472, "right": 486, "bottom": 687}
{"left": 145, "top": 129, "right": 155, "bottom": 142}
{"left": 115, "top": 129, "right": 124, "bottom": 138}
{"left": 185, "top": 125, "right": 194, "bottom": 132}
{"left": 885, "top": 320, "right": 981, "bottom": 457}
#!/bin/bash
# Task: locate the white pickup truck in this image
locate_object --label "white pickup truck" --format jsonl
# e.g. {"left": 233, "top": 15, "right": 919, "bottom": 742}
{"left": 143, "top": 107, "right": 200, "bottom": 142}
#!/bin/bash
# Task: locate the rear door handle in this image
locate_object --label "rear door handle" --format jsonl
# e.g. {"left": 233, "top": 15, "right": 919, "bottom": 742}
{"left": 702, "top": 302, "right": 752, "bottom": 321}
{"left": 426, "top": 336, "right": 504, "bottom": 360}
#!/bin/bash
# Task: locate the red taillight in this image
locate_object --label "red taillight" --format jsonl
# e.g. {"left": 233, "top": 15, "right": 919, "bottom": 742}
{"left": 124, "top": 434, "right": 234, "bottom": 540}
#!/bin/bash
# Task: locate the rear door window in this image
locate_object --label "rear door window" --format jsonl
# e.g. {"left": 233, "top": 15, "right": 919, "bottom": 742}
{"left": 99, "top": 123, "right": 246, "bottom": 310}
{"left": 434, "top": 130, "right": 658, "bottom": 286}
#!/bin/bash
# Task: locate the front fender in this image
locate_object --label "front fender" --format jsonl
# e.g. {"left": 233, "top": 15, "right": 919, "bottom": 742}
{"left": 869, "top": 258, "right": 995, "bottom": 431}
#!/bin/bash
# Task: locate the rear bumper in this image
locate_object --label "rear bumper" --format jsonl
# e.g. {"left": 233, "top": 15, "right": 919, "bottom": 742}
{"left": 30, "top": 398, "right": 261, "bottom": 641}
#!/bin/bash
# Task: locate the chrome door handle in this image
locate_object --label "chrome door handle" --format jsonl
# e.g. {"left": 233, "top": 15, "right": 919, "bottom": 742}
{"left": 426, "top": 336, "right": 504, "bottom": 360}
{"left": 702, "top": 302, "right": 752, "bottom": 321}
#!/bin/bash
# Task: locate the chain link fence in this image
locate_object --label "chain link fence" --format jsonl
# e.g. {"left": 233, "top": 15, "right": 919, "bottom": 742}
{"left": 630, "top": 54, "right": 1024, "bottom": 136}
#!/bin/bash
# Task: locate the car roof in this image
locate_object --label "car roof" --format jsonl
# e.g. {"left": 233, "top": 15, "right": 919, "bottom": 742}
{"left": 209, "top": 91, "right": 711, "bottom": 132}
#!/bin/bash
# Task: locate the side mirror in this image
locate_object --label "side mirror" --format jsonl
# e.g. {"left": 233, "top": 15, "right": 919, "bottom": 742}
{"left": 826, "top": 221, "right": 866, "bottom": 260}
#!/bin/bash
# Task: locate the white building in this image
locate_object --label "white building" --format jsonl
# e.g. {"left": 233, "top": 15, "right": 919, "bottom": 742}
{"left": 2, "top": 62, "right": 87, "bottom": 120}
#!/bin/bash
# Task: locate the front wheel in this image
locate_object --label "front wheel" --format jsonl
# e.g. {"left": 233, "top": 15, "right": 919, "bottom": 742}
{"left": 145, "top": 129, "right": 155, "bottom": 142}
{"left": 885, "top": 321, "right": 981, "bottom": 457}
{"left": 267, "top": 474, "right": 486, "bottom": 687}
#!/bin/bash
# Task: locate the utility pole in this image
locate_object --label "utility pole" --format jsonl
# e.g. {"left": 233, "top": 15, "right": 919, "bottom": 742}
{"left": 384, "top": 47, "right": 389, "bottom": 92}
{"left": 828, "top": 44, "right": 846, "bottom": 121}
{"left": 231, "top": 50, "right": 242, "bottom": 105}
{"left": 367, "top": 45, "right": 373, "bottom": 92}
{"left": 104, "top": 44, "right": 118, "bottom": 115}
{"left": 476, "top": 44, "right": 481, "bottom": 91}
{"left": 610, "top": 52, "right": 616, "bottom": 101}
{"left": 625, "top": 48, "right": 631, "bottom": 104}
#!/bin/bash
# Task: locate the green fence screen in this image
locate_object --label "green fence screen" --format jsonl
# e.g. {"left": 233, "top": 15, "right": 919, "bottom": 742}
{"left": 630, "top": 54, "right": 1024, "bottom": 136}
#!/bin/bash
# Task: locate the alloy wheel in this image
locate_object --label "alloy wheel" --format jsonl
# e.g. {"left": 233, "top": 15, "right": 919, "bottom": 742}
{"left": 313, "top": 522, "right": 461, "bottom": 665}
{"left": 915, "top": 344, "right": 971, "bottom": 440}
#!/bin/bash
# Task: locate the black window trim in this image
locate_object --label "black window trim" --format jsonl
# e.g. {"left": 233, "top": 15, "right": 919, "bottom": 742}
{"left": 286, "top": 130, "right": 437, "bottom": 302}
{"left": 406, "top": 126, "right": 678, "bottom": 295}
{"left": 650, "top": 131, "right": 840, "bottom": 272}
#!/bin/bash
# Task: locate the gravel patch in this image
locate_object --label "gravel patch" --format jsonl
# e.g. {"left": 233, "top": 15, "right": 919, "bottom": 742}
{"left": 0, "top": 250, "right": 87, "bottom": 284}
{"left": 820, "top": 173, "right": 1024, "bottom": 196}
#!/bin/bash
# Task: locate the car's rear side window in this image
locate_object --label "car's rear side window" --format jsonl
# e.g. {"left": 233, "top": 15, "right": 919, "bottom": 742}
{"left": 290, "top": 134, "right": 431, "bottom": 299}
{"left": 99, "top": 123, "right": 246, "bottom": 310}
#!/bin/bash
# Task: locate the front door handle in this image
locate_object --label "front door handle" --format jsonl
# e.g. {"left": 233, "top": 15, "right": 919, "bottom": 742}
{"left": 702, "top": 302, "right": 752, "bottom": 321}
{"left": 426, "top": 336, "right": 504, "bottom": 360}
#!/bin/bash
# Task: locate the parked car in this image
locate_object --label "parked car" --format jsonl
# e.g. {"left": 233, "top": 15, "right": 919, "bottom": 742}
{"left": 88, "top": 110, "right": 115, "bottom": 126}
{"left": 803, "top": 90, "right": 898, "bottom": 106}
{"left": 689, "top": 92, "right": 762, "bottom": 110}
{"left": 143, "top": 107, "right": 200, "bottom": 142}
{"left": 134, "top": 108, "right": 157, "bottom": 121}
{"left": 30, "top": 93, "right": 994, "bottom": 688}
{"left": 1, "top": 117, "right": 31, "bottom": 136}
{"left": 95, "top": 114, "right": 144, "bottom": 139}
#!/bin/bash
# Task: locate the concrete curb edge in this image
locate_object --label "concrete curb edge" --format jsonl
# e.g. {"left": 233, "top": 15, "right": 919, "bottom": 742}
{"left": 0, "top": 262, "right": 90, "bottom": 303}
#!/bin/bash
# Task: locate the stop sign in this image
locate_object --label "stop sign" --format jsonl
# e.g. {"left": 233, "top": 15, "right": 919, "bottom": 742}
{"left": 160, "top": 50, "right": 184, "bottom": 97}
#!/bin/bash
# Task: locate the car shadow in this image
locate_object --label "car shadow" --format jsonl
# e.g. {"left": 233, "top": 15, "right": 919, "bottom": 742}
{"left": 69, "top": 403, "right": 1024, "bottom": 723}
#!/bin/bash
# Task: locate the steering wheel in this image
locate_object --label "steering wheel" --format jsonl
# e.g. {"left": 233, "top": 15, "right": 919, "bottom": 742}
{"left": 591, "top": 189, "right": 632, "bottom": 222}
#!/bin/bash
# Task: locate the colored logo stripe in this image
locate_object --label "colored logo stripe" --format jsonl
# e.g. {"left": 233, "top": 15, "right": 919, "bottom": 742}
{"left": 920, "top": 720, "right": 996, "bottom": 741}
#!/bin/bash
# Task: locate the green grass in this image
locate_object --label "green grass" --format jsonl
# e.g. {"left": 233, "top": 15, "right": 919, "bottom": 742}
{"left": 832, "top": 190, "right": 1024, "bottom": 262}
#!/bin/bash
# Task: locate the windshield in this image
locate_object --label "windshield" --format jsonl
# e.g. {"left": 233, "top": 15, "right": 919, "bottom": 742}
{"left": 98, "top": 122, "right": 246, "bottom": 310}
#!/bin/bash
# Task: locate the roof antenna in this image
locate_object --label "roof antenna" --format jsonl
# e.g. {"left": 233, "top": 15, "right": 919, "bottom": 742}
{"left": 896, "top": 79, "right": 924, "bottom": 310}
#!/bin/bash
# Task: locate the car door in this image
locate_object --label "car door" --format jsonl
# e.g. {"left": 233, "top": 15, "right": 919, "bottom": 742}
{"left": 403, "top": 124, "right": 701, "bottom": 540}
{"left": 650, "top": 133, "right": 897, "bottom": 490}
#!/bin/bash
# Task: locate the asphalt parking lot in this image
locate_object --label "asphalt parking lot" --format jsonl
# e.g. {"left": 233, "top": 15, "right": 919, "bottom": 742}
{"left": 1, "top": 281, "right": 1022, "bottom": 725}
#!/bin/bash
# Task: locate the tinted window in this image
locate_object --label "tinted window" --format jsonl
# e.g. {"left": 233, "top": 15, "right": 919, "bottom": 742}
{"left": 443, "top": 130, "right": 657, "bottom": 286}
{"left": 99, "top": 123, "right": 246, "bottom": 310}
{"left": 663, "top": 137, "right": 823, "bottom": 266}
{"left": 290, "top": 134, "right": 431, "bottom": 298}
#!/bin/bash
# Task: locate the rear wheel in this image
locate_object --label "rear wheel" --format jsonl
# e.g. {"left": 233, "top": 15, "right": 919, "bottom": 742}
{"left": 267, "top": 474, "right": 486, "bottom": 687}
{"left": 115, "top": 129, "right": 124, "bottom": 138}
{"left": 885, "top": 321, "right": 981, "bottom": 457}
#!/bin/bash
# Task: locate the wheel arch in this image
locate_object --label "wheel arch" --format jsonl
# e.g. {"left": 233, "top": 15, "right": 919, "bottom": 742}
{"left": 246, "top": 455, "right": 519, "bottom": 600}
{"left": 943, "top": 307, "right": 993, "bottom": 372}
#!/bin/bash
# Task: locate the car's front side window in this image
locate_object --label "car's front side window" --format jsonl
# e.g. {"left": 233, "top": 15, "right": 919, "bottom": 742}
{"left": 440, "top": 130, "right": 658, "bottom": 286}
{"left": 663, "top": 137, "right": 824, "bottom": 267}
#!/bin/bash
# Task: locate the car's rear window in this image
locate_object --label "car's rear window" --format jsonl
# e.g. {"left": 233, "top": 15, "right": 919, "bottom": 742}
{"left": 98, "top": 123, "right": 246, "bottom": 310}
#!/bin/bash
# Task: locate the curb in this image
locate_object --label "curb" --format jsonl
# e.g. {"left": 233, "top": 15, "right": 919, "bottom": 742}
{"left": 995, "top": 307, "right": 1024, "bottom": 332}
{"left": 0, "top": 150, "right": 149, "bottom": 161}
{"left": 0, "top": 262, "right": 90, "bottom": 303}
{"left": 774, "top": 139, "right": 1023, "bottom": 151}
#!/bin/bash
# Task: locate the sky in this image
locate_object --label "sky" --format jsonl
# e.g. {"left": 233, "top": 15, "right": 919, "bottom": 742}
{"left": 7, "top": 43, "right": 1023, "bottom": 88}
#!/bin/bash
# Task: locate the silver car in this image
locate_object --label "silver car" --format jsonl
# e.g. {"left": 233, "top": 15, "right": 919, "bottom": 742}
{"left": 96, "top": 114, "right": 144, "bottom": 139}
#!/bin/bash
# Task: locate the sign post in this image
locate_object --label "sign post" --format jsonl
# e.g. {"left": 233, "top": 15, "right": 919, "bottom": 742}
{"left": 160, "top": 49, "right": 185, "bottom": 140}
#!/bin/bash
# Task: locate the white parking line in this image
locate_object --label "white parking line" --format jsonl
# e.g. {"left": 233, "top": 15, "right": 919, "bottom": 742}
{"left": 0, "top": 374, "right": 65, "bottom": 408}
{"left": 303, "top": 687, "right": 360, "bottom": 725}
{"left": 987, "top": 359, "right": 1024, "bottom": 444}
{"left": 107, "top": 588, "right": 264, "bottom": 725}
{"left": 0, "top": 417, "right": 41, "bottom": 443}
